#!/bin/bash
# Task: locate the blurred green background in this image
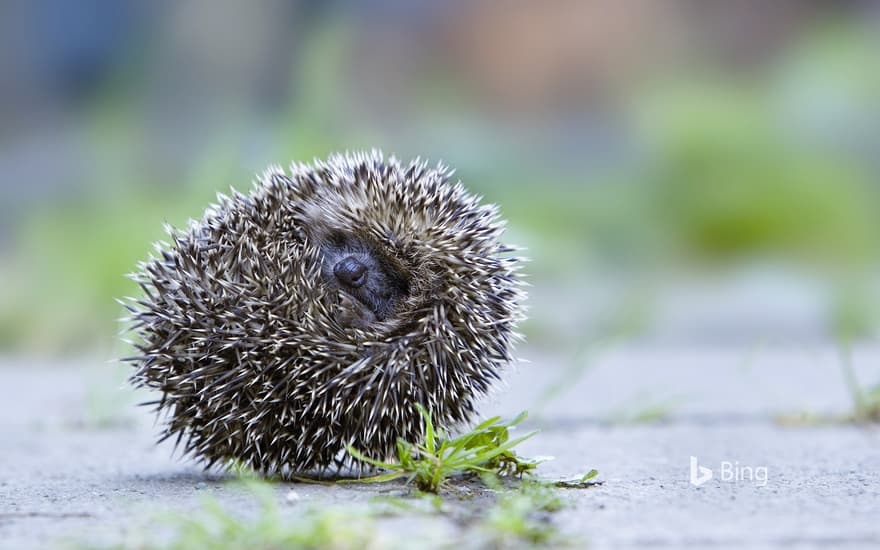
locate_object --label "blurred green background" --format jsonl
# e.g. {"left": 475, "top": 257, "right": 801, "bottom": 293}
{"left": 1, "top": 1, "right": 879, "bottom": 357}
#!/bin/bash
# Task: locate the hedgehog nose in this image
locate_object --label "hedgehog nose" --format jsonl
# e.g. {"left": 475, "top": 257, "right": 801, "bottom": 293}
{"left": 334, "top": 256, "right": 368, "bottom": 288}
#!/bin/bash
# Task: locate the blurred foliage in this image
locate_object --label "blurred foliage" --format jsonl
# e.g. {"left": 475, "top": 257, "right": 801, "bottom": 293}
{"left": 1, "top": 21, "right": 879, "bottom": 355}
{"left": 0, "top": 149, "right": 239, "bottom": 354}
{"left": 638, "top": 83, "right": 878, "bottom": 267}
{"left": 93, "top": 481, "right": 380, "bottom": 550}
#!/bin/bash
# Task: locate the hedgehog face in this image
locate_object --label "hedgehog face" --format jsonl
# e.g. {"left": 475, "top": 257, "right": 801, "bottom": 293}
{"left": 125, "top": 151, "right": 524, "bottom": 475}
{"left": 319, "top": 231, "right": 409, "bottom": 328}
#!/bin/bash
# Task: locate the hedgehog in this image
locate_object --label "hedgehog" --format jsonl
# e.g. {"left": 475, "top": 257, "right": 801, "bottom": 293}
{"left": 122, "top": 150, "right": 525, "bottom": 475}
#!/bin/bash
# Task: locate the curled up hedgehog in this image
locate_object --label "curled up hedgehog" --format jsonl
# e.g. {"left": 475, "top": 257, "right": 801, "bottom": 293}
{"left": 122, "top": 151, "right": 525, "bottom": 475}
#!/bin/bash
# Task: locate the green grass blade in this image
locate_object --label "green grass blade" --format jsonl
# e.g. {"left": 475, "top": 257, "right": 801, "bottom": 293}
{"left": 470, "top": 430, "right": 539, "bottom": 463}
{"left": 337, "top": 472, "right": 405, "bottom": 484}
{"left": 416, "top": 403, "right": 436, "bottom": 455}
{"left": 345, "top": 445, "right": 400, "bottom": 470}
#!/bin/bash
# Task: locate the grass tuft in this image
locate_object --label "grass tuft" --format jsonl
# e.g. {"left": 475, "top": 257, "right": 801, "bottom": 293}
{"left": 346, "top": 405, "right": 541, "bottom": 493}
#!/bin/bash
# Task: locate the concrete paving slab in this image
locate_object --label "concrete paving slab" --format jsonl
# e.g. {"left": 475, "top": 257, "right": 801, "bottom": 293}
{"left": 1, "top": 346, "right": 879, "bottom": 549}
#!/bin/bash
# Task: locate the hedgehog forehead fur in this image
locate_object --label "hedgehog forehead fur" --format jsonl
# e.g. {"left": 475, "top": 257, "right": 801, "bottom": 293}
{"left": 124, "top": 151, "right": 526, "bottom": 475}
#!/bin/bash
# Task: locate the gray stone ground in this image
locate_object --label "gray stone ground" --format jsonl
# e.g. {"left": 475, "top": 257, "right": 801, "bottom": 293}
{"left": 1, "top": 345, "right": 879, "bottom": 549}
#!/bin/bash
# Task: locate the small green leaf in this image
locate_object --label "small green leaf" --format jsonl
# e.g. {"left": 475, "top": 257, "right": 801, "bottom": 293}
{"left": 552, "top": 469, "right": 602, "bottom": 488}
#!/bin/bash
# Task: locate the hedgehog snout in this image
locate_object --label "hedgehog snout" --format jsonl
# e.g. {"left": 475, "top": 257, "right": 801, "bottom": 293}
{"left": 319, "top": 232, "right": 410, "bottom": 328}
{"left": 334, "top": 256, "right": 368, "bottom": 288}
